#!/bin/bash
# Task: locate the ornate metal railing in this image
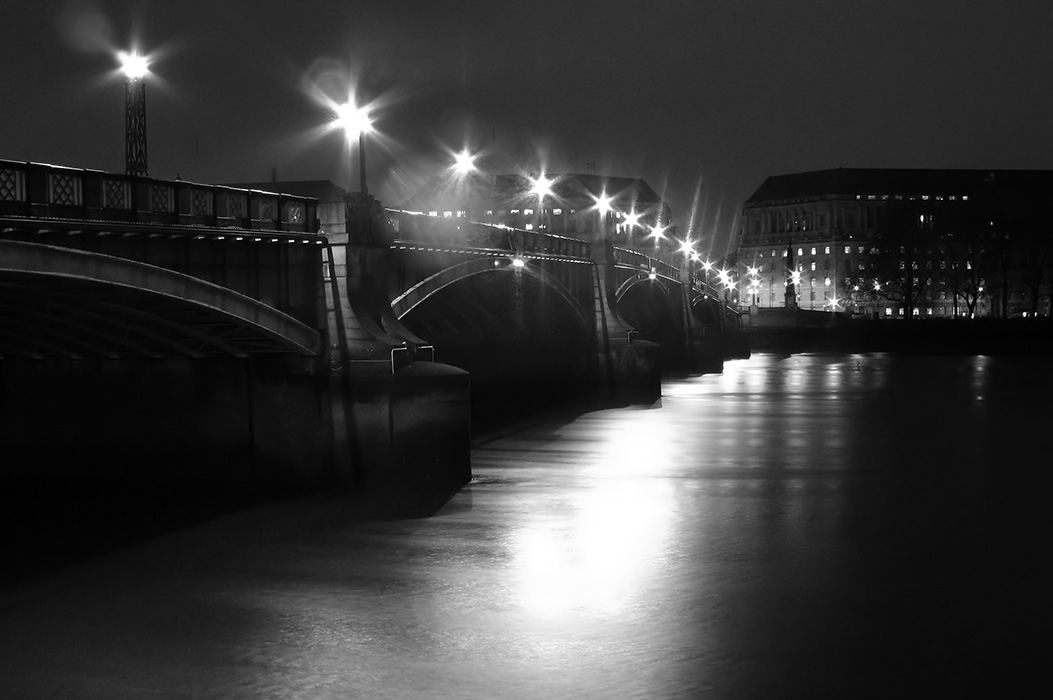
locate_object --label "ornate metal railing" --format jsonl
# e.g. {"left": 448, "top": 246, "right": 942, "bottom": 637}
{"left": 0, "top": 159, "right": 319, "bottom": 233}
{"left": 386, "top": 209, "right": 591, "bottom": 260}
{"left": 611, "top": 246, "right": 680, "bottom": 281}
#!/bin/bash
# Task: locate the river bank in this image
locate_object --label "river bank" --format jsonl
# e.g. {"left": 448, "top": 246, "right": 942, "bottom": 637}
{"left": 746, "top": 316, "right": 1052, "bottom": 354}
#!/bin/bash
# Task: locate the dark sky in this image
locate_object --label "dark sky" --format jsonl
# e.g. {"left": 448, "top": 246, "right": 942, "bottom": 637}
{"left": 3, "top": 0, "right": 1052, "bottom": 257}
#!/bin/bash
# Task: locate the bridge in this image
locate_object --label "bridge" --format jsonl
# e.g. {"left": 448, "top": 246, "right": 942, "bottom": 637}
{"left": 1, "top": 160, "right": 745, "bottom": 505}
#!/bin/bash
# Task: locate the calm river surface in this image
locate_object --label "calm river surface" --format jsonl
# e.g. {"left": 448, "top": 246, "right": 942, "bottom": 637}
{"left": 1, "top": 352, "right": 1048, "bottom": 698}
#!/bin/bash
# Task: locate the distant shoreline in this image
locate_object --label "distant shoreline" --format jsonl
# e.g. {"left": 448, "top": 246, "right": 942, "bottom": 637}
{"left": 744, "top": 317, "right": 1053, "bottom": 355}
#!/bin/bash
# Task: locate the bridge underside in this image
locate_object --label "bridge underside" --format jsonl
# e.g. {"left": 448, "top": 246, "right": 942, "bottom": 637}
{"left": 0, "top": 241, "right": 320, "bottom": 359}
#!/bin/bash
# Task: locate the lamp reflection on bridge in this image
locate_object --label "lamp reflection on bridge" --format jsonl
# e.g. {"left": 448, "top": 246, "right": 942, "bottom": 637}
{"left": 511, "top": 257, "right": 527, "bottom": 269}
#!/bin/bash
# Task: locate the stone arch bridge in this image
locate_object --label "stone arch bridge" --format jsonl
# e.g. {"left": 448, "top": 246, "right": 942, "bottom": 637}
{"left": 0, "top": 161, "right": 744, "bottom": 502}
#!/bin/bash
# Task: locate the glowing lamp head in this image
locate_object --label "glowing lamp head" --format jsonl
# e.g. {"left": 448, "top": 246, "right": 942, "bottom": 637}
{"left": 747, "top": 266, "right": 759, "bottom": 277}
{"left": 119, "top": 51, "right": 149, "bottom": 80}
{"left": 594, "top": 192, "right": 614, "bottom": 216}
{"left": 702, "top": 260, "right": 713, "bottom": 271}
{"left": 452, "top": 149, "right": 476, "bottom": 176}
{"left": 511, "top": 257, "right": 526, "bottom": 269}
{"left": 528, "top": 173, "right": 554, "bottom": 200}
{"left": 335, "top": 101, "right": 374, "bottom": 138}
{"left": 648, "top": 268, "right": 657, "bottom": 280}
{"left": 678, "top": 238, "right": 695, "bottom": 256}
{"left": 623, "top": 210, "right": 642, "bottom": 230}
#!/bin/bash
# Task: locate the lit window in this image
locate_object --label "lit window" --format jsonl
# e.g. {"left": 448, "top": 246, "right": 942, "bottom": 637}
{"left": 963, "top": 195, "right": 969, "bottom": 201}
{"left": 825, "top": 277, "right": 831, "bottom": 286}
{"left": 858, "top": 246, "right": 864, "bottom": 254}
{"left": 825, "top": 246, "right": 830, "bottom": 254}
{"left": 428, "top": 211, "right": 438, "bottom": 217}
{"left": 510, "top": 209, "right": 520, "bottom": 214}
{"left": 525, "top": 223, "right": 534, "bottom": 230}
{"left": 885, "top": 308, "right": 892, "bottom": 316}
{"left": 486, "top": 210, "right": 493, "bottom": 216}
{"left": 798, "top": 248, "right": 803, "bottom": 256}
{"left": 845, "top": 246, "right": 851, "bottom": 254}
{"left": 868, "top": 195, "right": 876, "bottom": 200}
{"left": 457, "top": 210, "right": 466, "bottom": 217}
{"left": 859, "top": 262, "right": 866, "bottom": 270}
{"left": 811, "top": 247, "right": 816, "bottom": 255}
{"left": 443, "top": 211, "right": 452, "bottom": 218}
{"left": 782, "top": 250, "right": 787, "bottom": 257}
{"left": 553, "top": 208, "right": 562, "bottom": 215}
{"left": 810, "top": 262, "right": 816, "bottom": 271}
{"left": 524, "top": 209, "right": 534, "bottom": 215}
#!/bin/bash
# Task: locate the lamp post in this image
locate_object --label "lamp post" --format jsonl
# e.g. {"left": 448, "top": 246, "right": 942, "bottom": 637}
{"left": 335, "top": 100, "right": 374, "bottom": 196}
{"left": 119, "top": 50, "right": 149, "bottom": 177}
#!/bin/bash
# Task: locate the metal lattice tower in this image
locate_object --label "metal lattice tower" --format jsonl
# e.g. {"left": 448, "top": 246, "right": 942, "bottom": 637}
{"left": 125, "top": 76, "right": 148, "bottom": 177}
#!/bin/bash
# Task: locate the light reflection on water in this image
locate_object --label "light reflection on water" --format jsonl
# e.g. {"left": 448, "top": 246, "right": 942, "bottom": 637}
{"left": 0, "top": 352, "right": 1047, "bottom": 698}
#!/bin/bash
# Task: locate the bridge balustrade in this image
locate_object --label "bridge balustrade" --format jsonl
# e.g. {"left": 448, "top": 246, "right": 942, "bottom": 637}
{"left": 387, "top": 209, "right": 590, "bottom": 259}
{"left": 0, "top": 159, "right": 318, "bottom": 233}
{"left": 612, "top": 246, "right": 680, "bottom": 281}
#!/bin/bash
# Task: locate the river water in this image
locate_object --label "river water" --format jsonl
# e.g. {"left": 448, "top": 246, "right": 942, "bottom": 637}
{"left": 0, "top": 352, "right": 1047, "bottom": 698}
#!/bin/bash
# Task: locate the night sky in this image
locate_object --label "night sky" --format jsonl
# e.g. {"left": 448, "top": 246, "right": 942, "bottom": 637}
{"left": 3, "top": 0, "right": 1051, "bottom": 257}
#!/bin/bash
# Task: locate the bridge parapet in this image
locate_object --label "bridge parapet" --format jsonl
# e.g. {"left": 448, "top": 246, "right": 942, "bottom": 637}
{"left": 387, "top": 209, "right": 590, "bottom": 260}
{"left": 611, "top": 245, "right": 681, "bottom": 281}
{"left": 0, "top": 159, "right": 318, "bottom": 233}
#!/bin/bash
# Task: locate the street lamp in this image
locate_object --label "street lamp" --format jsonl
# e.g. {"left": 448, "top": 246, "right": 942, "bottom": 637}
{"left": 527, "top": 173, "right": 554, "bottom": 231}
{"left": 119, "top": 50, "right": 149, "bottom": 176}
{"left": 335, "top": 99, "right": 374, "bottom": 195}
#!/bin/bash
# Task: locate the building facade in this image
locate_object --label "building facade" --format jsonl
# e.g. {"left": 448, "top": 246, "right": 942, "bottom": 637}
{"left": 736, "top": 168, "right": 1053, "bottom": 318}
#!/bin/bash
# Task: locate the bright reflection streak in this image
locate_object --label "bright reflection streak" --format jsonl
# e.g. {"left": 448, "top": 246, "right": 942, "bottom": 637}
{"left": 118, "top": 51, "right": 149, "bottom": 79}
{"left": 511, "top": 413, "right": 675, "bottom": 617}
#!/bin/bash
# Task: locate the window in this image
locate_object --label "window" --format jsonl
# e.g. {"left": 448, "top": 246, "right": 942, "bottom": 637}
{"left": 457, "top": 210, "right": 466, "bottom": 217}
{"left": 810, "top": 262, "right": 816, "bottom": 271}
{"left": 824, "top": 277, "right": 831, "bottom": 286}
{"left": 428, "top": 211, "right": 438, "bottom": 217}
{"left": 553, "top": 208, "right": 563, "bottom": 215}
{"left": 486, "top": 209, "right": 493, "bottom": 216}
{"left": 510, "top": 209, "right": 520, "bottom": 214}
{"left": 524, "top": 209, "right": 534, "bottom": 215}
{"left": 859, "top": 262, "right": 866, "bottom": 270}
{"left": 798, "top": 247, "right": 803, "bottom": 257}
{"left": 825, "top": 246, "right": 830, "bottom": 254}
{"left": 811, "top": 247, "right": 816, "bottom": 255}
{"left": 525, "top": 223, "right": 534, "bottom": 230}
{"left": 858, "top": 246, "right": 864, "bottom": 254}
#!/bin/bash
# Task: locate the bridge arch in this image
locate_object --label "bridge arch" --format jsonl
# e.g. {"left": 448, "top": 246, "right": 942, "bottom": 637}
{"left": 392, "top": 256, "right": 593, "bottom": 333}
{"left": 0, "top": 240, "right": 319, "bottom": 358}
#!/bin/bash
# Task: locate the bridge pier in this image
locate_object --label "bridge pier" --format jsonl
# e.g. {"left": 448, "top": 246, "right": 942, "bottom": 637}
{"left": 322, "top": 194, "right": 472, "bottom": 510}
{"left": 592, "top": 243, "right": 662, "bottom": 405}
